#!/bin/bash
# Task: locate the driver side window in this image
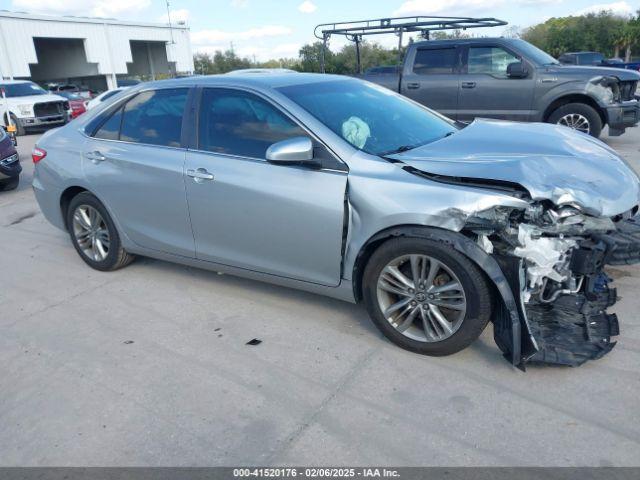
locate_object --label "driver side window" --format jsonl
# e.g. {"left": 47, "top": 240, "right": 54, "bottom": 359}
{"left": 198, "top": 88, "right": 305, "bottom": 158}
{"left": 467, "top": 47, "right": 520, "bottom": 77}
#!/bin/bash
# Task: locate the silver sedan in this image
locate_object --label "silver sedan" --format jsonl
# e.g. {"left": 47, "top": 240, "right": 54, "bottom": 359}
{"left": 32, "top": 73, "right": 640, "bottom": 368}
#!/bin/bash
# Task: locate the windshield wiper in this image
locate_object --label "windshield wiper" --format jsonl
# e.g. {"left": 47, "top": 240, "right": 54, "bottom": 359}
{"left": 380, "top": 144, "right": 418, "bottom": 155}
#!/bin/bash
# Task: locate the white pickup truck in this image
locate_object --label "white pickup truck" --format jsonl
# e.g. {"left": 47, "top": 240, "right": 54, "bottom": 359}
{"left": 0, "top": 80, "right": 71, "bottom": 135}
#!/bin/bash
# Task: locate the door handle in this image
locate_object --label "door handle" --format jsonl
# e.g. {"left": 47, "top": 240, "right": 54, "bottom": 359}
{"left": 187, "top": 168, "right": 215, "bottom": 183}
{"left": 406, "top": 82, "right": 420, "bottom": 90}
{"left": 85, "top": 151, "right": 106, "bottom": 164}
{"left": 461, "top": 81, "right": 476, "bottom": 89}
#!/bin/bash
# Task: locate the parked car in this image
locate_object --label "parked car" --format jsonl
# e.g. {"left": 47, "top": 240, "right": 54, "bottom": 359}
{"left": 362, "top": 38, "right": 640, "bottom": 137}
{"left": 48, "top": 83, "right": 93, "bottom": 100}
{"left": 32, "top": 74, "right": 640, "bottom": 368}
{"left": 55, "top": 91, "right": 87, "bottom": 118}
{"left": 117, "top": 79, "right": 141, "bottom": 87}
{"left": 85, "top": 87, "right": 129, "bottom": 110}
{"left": 559, "top": 51, "right": 640, "bottom": 71}
{"left": 0, "top": 126, "right": 20, "bottom": 191}
{"left": 0, "top": 80, "right": 70, "bottom": 136}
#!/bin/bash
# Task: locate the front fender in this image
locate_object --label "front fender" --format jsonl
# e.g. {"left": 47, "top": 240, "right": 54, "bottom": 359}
{"left": 353, "top": 225, "right": 537, "bottom": 367}
{"left": 537, "top": 84, "right": 606, "bottom": 116}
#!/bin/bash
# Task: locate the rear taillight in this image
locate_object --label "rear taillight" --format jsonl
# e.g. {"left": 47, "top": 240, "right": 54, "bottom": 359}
{"left": 32, "top": 147, "right": 47, "bottom": 164}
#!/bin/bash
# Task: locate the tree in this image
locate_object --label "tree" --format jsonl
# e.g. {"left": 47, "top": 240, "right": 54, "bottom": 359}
{"left": 522, "top": 11, "right": 631, "bottom": 58}
{"left": 298, "top": 41, "right": 334, "bottom": 72}
{"left": 192, "top": 47, "right": 254, "bottom": 75}
{"left": 193, "top": 9, "right": 640, "bottom": 76}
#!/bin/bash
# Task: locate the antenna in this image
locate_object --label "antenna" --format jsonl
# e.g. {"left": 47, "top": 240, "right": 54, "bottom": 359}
{"left": 165, "top": 0, "right": 175, "bottom": 44}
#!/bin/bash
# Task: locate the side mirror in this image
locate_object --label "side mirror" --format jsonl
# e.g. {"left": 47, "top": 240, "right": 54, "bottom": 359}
{"left": 507, "top": 61, "right": 528, "bottom": 79}
{"left": 266, "top": 136, "right": 319, "bottom": 167}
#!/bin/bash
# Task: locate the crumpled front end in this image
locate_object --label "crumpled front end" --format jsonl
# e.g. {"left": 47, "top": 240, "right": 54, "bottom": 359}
{"left": 471, "top": 203, "right": 640, "bottom": 367}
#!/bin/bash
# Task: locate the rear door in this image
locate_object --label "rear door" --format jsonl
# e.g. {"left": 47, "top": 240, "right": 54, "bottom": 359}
{"left": 184, "top": 87, "right": 347, "bottom": 286}
{"left": 400, "top": 45, "right": 461, "bottom": 119}
{"left": 457, "top": 44, "right": 535, "bottom": 122}
{"left": 83, "top": 87, "right": 195, "bottom": 257}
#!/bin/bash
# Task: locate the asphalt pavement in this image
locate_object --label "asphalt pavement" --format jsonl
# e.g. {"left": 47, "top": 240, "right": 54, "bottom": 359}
{"left": 1, "top": 127, "right": 639, "bottom": 466}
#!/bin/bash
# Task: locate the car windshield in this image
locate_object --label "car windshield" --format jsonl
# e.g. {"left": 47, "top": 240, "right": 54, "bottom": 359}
{"left": 0, "top": 82, "right": 47, "bottom": 97}
{"left": 277, "top": 79, "right": 457, "bottom": 156}
{"left": 512, "top": 39, "right": 559, "bottom": 66}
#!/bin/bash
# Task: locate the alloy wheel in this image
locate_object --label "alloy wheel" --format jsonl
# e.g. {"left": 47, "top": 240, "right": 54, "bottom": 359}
{"left": 376, "top": 254, "right": 467, "bottom": 342}
{"left": 557, "top": 113, "right": 590, "bottom": 134}
{"left": 72, "top": 205, "right": 110, "bottom": 262}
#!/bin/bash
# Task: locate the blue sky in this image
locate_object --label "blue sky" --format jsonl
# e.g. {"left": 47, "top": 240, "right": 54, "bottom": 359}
{"left": 1, "top": 0, "right": 637, "bottom": 60}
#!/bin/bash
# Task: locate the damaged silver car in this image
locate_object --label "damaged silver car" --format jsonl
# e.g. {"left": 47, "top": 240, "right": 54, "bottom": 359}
{"left": 32, "top": 74, "right": 640, "bottom": 368}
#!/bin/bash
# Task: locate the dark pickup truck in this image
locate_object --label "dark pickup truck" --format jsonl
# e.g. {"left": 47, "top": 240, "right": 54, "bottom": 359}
{"left": 558, "top": 51, "right": 640, "bottom": 72}
{"left": 363, "top": 37, "right": 640, "bottom": 138}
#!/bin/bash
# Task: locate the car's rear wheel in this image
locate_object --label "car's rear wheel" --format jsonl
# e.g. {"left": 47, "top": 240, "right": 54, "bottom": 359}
{"left": 548, "top": 103, "right": 602, "bottom": 138}
{"left": 0, "top": 176, "right": 19, "bottom": 191}
{"left": 362, "top": 237, "right": 492, "bottom": 356}
{"left": 66, "top": 192, "right": 134, "bottom": 271}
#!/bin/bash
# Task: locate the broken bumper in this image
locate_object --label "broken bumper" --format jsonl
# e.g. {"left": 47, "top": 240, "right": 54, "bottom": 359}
{"left": 494, "top": 214, "right": 640, "bottom": 368}
{"left": 606, "top": 100, "right": 639, "bottom": 136}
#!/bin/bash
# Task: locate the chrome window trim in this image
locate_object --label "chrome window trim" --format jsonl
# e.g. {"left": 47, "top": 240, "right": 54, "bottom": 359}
{"left": 88, "top": 135, "right": 188, "bottom": 152}
{"left": 186, "top": 147, "right": 348, "bottom": 174}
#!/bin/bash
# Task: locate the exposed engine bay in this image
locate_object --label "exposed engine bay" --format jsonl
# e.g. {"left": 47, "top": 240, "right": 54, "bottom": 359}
{"left": 468, "top": 203, "right": 640, "bottom": 367}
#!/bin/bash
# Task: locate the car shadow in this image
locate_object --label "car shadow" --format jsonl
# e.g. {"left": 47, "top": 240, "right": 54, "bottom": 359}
{"left": 134, "top": 255, "right": 380, "bottom": 337}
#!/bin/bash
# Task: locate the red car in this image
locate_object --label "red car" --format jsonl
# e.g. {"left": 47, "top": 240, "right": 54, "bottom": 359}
{"left": 55, "top": 91, "right": 87, "bottom": 118}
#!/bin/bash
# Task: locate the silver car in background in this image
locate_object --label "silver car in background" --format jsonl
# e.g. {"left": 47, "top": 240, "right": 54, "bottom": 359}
{"left": 32, "top": 73, "right": 640, "bottom": 368}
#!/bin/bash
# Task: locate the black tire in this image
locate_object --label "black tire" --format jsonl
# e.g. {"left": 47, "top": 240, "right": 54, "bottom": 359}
{"left": 66, "top": 192, "right": 134, "bottom": 271}
{"left": 0, "top": 176, "right": 19, "bottom": 191}
{"left": 9, "top": 114, "right": 25, "bottom": 136}
{"left": 362, "top": 237, "right": 492, "bottom": 356}
{"left": 547, "top": 102, "right": 603, "bottom": 138}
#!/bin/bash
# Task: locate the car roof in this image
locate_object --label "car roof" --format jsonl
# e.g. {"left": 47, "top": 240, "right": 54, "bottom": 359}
{"left": 138, "top": 72, "right": 352, "bottom": 91}
{"left": 0, "top": 79, "right": 34, "bottom": 84}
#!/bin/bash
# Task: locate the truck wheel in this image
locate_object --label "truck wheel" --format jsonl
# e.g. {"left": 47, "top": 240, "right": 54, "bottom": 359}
{"left": 362, "top": 237, "right": 492, "bottom": 356}
{"left": 548, "top": 103, "right": 602, "bottom": 138}
{"left": 8, "top": 114, "right": 25, "bottom": 136}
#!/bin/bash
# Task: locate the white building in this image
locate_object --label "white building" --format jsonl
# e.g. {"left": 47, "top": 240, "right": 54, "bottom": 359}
{"left": 0, "top": 11, "right": 194, "bottom": 91}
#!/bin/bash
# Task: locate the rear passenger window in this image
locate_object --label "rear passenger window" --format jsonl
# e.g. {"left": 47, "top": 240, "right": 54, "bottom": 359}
{"left": 92, "top": 88, "right": 188, "bottom": 147}
{"left": 413, "top": 48, "right": 457, "bottom": 74}
{"left": 120, "top": 89, "right": 188, "bottom": 147}
{"left": 94, "top": 106, "right": 123, "bottom": 140}
{"left": 198, "top": 88, "right": 305, "bottom": 158}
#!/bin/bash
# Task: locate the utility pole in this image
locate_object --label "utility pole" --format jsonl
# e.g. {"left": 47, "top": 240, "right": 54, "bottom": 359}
{"left": 166, "top": 0, "right": 175, "bottom": 44}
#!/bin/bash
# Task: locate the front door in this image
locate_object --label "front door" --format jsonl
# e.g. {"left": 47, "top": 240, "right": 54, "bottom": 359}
{"left": 457, "top": 44, "right": 535, "bottom": 122}
{"left": 185, "top": 87, "right": 347, "bottom": 286}
{"left": 400, "top": 45, "right": 461, "bottom": 119}
{"left": 83, "top": 87, "right": 194, "bottom": 257}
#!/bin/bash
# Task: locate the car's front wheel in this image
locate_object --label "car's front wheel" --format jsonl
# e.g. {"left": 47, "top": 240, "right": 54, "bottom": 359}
{"left": 66, "top": 192, "right": 134, "bottom": 271}
{"left": 362, "top": 237, "right": 492, "bottom": 356}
